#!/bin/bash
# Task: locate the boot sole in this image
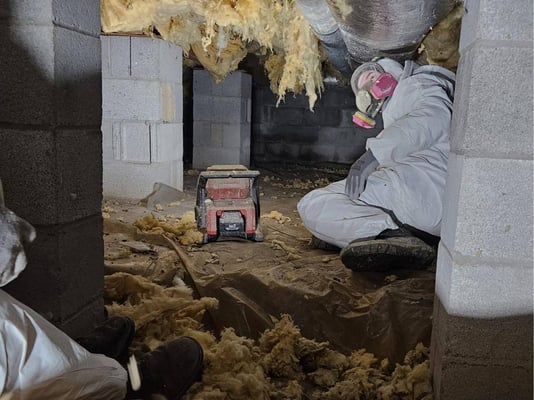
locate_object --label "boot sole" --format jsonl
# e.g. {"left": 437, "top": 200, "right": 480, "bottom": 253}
{"left": 340, "top": 238, "right": 436, "bottom": 272}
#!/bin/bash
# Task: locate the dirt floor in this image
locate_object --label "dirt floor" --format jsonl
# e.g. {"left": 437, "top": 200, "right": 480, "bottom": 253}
{"left": 102, "top": 163, "right": 436, "bottom": 400}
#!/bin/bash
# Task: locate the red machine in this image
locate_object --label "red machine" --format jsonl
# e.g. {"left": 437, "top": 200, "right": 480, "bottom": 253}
{"left": 195, "top": 165, "right": 263, "bottom": 243}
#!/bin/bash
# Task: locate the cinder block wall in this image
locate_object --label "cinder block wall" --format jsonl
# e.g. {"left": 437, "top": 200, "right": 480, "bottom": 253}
{"left": 0, "top": 0, "right": 104, "bottom": 336}
{"left": 102, "top": 35, "right": 184, "bottom": 199}
{"left": 431, "top": 0, "right": 533, "bottom": 398}
{"left": 193, "top": 70, "right": 252, "bottom": 169}
{"left": 251, "top": 82, "right": 381, "bottom": 164}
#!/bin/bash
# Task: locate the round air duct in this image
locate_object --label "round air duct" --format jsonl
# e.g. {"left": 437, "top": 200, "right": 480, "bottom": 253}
{"left": 325, "top": 0, "right": 457, "bottom": 63}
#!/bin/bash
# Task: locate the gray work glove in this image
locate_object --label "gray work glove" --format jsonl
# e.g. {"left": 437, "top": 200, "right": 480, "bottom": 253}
{"left": 345, "top": 149, "right": 379, "bottom": 200}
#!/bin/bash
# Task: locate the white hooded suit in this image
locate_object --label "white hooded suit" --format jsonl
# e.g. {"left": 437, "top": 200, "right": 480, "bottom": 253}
{"left": 298, "top": 59, "right": 455, "bottom": 248}
{"left": 0, "top": 205, "right": 127, "bottom": 399}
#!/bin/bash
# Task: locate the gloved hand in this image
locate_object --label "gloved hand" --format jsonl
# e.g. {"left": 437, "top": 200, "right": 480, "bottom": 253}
{"left": 345, "top": 149, "right": 379, "bottom": 200}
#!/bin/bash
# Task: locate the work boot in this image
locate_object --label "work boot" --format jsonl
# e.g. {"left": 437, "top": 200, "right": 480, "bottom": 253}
{"left": 309, "top": 235, "right": 340, "bottom": 251}
{"left": 127, "top": 336, "right": 204, "bottom": 400}
{"left": 75, "top": 316, "right": 135, "bottom": 362}
{"left": 340, "top": 228, "right": 436, "bottom": 272}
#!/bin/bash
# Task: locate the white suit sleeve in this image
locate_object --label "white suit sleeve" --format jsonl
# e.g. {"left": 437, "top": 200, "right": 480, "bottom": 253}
{"left": 366, "top": 82, "right": 453, "bottom": 167}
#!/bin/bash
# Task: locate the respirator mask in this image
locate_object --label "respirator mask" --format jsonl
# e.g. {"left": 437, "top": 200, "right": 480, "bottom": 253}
{"left": 351, "top": 62, "right": 398, "bottom": 129}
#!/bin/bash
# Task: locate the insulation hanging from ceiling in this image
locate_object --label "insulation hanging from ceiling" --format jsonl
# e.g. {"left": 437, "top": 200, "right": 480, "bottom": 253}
{"left": 101, "top": 0, "right": 324, "bottom": 110}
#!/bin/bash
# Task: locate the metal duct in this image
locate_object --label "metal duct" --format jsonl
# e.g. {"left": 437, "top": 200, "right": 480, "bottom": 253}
{"left": 325, "top": 0, "right": 457, "bottom": 63}
{"left": 296, "top": 0, "right": 352, "bottom": 76}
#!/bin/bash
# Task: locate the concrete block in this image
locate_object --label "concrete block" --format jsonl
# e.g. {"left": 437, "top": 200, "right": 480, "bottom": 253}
{"left": 52, "top": 0, "right": 101, "bottom": 36}
{"left": 221, "top": 71, "right": 252, "bottom": 98}
{"left": 55, "top": 129, "right": 103, "bottom": 221}
{"left": 194, "top": 95, "right": 246, "bottom": 124}
{"left": 0, "top": 128, "right": 102, "bottom": 225}
{"left": 192, "top": 146, "right": 241, "bottom": 169}
{"left": 451, "top": 46, "right": 533, "bottom": 157}
{"left": 251, "top": 141, "right": 266, "bottom": 162}
{"left": 0, "top": 129, "right": 56, "bottom": 222}
{"left": 277, "top": 92, "right": 311, "bottom": 108}
{"left": 193, "top": 70, "right": 251, "bottom": 98}
{"left": 210, "top": 124, "right": 224, "bottom": 147}
{"left": 431, "top": 296, "right": 490, "bottom": 360}
{"left": 435, "top": 245, "right": 533, "bottom": 318}
{"left": 441, "top": 155, "right": 533, "bottom": 260}
{"left": 192, "top": 121, "right": 213, "bottom": 147}
{"left": 459, "top": 0, "right": 532, "bottom": 50}
{"left": 193, "top": 95, "right": 213, "bottom": 122}
{"left": 103, "top": 159, "right": 183, "bottom": 199}
{"left": 160, "top": 40, "right": 182, "bottom": 83}
{"left": 239, "top": 137, "right": 251, "bottom": 165}
{"left": 193, "top": 69, "right": 216, "bottom": 95}
{"left": 300, "top": 143, "right": 336, "bottom": 162}
{"left": 431, "top": 298, "right": 533, "bottom": 400}
{"left": 106, "top": 35, "right": 131, "bottom": 78}
{"left": 214, "top": 97, "right": 246, "bottom": 124}
{"left": 1, "top": 0, "right": 53, "bottom": 24}
{"left": 271, "top": 107, "right": 305, "bottom": 126}
{"left": 116, "top": 122, "right": 151, "bottom": 164}
{"left": 152, "top": 122, "right": 183, "bottom": 163}
{"left": 55, "top": 28, "right": 102, "bottom": 126}
{"left": 161, "top": 82, "right": 183, "bottom": 123}
{"left": 0, "top": 26, "right": 55, "bottom": 125}
{"left": 263, "top": 142, "right": 294, "bottom": 159}
{"left": 101, "top": 35, "right": 111, "bottom": 78}
{"left": 3, "top": 215, "right": 104, "bottom": 324}
{"left": 245, "top": 98, "right": 252, "bottom": 123}
{"left": 131, "top": 36, "right": 160, "bottom": 80}
{"left": 319, "top": 84, "right": 354, "bottom": 108}
{"left": 101, "top": 120, "right": 114, "bottom": 161}
{"left": 102, "top": 79, "right": 161, "bottom": 120}
{"left": 435, "top": 361, "right": 532, "bottom": 400}
{"left": 303, "top": 107, "right": 342, "bottom": 127}
{"left": 221, "top": 123, "right": 250, "bottom": 148}
{"left": 60, "top": 298, "right": 106, "bottom": 338}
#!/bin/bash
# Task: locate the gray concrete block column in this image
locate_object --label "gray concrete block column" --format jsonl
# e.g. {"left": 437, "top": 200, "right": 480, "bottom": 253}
{"left": 431, "top": 0, "right": 533, "bottom": 398}
{"left": 192, "top": 70, "right": 252, "bottom": 169}
{"left": 0, "top": 0, "right": 105, "bottom": 336}
{"left": 102, "top": 35, "right": 184, "bottom": 199}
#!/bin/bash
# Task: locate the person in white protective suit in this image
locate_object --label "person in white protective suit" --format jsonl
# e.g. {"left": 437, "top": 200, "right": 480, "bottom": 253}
{"left": 298, "top": 58, "right": 455, "bottom": 271}
{"left": 0, "top": 184, "right": 203, "bottom": 399}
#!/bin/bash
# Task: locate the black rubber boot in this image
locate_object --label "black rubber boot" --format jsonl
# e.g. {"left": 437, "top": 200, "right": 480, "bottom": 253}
{"left": 127, "top": 336, "right": 204, "bottom": 400}
{"left": 340, "top": 228, "right": 436, "bottom": 272}
{"left": 75, "top": 316, "right": 135, "bottom": 362}
{"left": 309, "top": 235, "right": 340, "bottom": 251}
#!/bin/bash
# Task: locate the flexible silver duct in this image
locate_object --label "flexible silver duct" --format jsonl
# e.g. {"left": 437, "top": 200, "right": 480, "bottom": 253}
{"left": 298, "top": 0, "right": 457, "bottom": 68}
{"left": 325, "top": 0, "right": 457, "bottom": 63}
{"left": 295, "top": 0, "right": 352, "bottom": 76}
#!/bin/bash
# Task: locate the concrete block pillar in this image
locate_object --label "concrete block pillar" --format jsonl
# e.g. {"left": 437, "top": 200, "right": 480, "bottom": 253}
{"left": 192, "top": 70, "right": 252, "bottom": 169}
{"left": 0, "top": 1, "right": 105, "bottom": 335}
{"left": 431, "top": 0, "right": 533, "bottom": 399}
{"left": 102, "top": 35, "right": 184, "bottom": 199}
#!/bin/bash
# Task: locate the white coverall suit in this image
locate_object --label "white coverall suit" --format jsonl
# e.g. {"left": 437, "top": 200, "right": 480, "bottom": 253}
{"left": 0, "top": 205, "right": 127, "bottom": 399}
{"left": 298, "top": 59, "right": 455, "bottom": 249}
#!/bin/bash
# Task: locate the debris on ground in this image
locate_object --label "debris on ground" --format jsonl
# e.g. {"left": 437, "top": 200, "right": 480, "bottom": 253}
{"left": 102, "top": 163, "right": 437, "bottom": 399}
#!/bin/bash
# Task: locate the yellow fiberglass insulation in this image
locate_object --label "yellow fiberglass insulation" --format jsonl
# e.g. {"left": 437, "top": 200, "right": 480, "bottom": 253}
{"left": 133, "top": 211, "right": 205, "bottom": 245}
{"left": 101, "top": 0, "right": 323, "bottom": 110}
{"left": 104, "top": 272, "right": 433, "bottom": 400}
{"left": 187, "top": 314, "right": 434, "bottom": 400}
{"left": 104, "top": 272, "right": 219, "bottom": 350}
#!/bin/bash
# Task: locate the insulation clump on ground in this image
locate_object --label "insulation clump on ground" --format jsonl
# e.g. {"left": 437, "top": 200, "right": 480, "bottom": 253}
{"left": 134, "top": 211, "right": 204, "bottom": 245}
